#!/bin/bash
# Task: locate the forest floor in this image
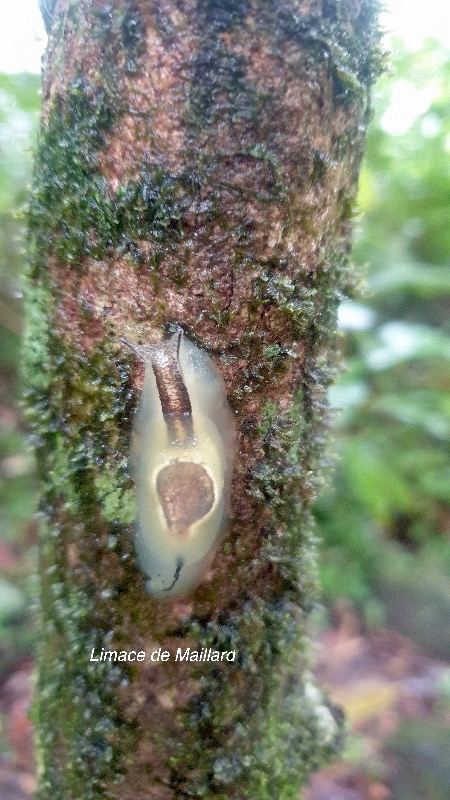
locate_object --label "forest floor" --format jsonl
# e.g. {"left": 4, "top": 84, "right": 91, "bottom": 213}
{"left": 306, "top": 602, "right": 450, "bottom": 800}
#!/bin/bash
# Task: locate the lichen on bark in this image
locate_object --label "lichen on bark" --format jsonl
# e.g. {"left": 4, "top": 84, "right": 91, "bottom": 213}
{"left": 26, "top": 0, "right": 383, "bottom": 797}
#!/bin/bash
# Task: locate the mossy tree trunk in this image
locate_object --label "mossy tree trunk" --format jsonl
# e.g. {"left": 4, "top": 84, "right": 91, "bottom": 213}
{"left": 26, "top": 1, "right": 382, "bottom": 798}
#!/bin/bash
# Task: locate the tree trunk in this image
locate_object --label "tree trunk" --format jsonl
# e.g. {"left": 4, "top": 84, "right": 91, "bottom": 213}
{"left": 26, "top": 1, "right": 382, "bottom": 798}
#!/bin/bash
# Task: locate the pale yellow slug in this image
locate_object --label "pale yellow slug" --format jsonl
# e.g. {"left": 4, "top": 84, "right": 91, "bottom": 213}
{"left": 122, "top": 331, "right": 235, "bottom": 598}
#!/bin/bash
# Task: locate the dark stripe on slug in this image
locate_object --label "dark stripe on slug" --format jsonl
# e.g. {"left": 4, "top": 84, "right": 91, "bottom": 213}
{"left": 150, "top": 344, "right": 194, "bottom": 444}
{"left": 121, "top": 335, "right": 194, "bottom": 444}
{"left": 151, "top": 347, "right": 191, "bottom": 416}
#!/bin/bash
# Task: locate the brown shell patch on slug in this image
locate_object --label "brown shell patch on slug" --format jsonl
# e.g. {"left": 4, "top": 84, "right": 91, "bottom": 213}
{"left": 156, "top": 462, "right": 215, "bottom": 534}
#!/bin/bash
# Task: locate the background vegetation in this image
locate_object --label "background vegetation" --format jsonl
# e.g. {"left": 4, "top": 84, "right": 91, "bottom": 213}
{"left": 0, "top": 35, "right": 449, "bottom": 800}
{"left": 0, "top": 72, "right": 39, "bottom": 673}
{"left": 315, "top": 39, "right": 450, "bottom": 657}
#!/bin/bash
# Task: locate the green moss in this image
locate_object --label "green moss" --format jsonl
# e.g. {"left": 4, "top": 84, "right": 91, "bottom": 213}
{"left": 34, "top": 583, "right": 133, "bottom": 800}
{"left": 91, "top": 2, "right": 147, "bottom": 76}
{"left": 24, "top": 311, "right": 138, "bottom": 796}
{"left": 189, "top": 0, "right": 254, "bottom": 143}
{"left": 250, "top": 270, "right": 318, "bottom": 337}
{"left": 244, "top": 680, "right": 340, "bottom": 800}
{"left": 276, "top": 1, "right": 384, "bottom": 109}
{"left": 29, "top": 81, "right": 114, "bottom": 267}
{"left": 168, "top": 599, "right": 340, "bottom": 797}
{"left": 197, "top": 0, "right": 249, "bottom": 32}
{"left": 21, "top": 279, "right": 52, "bottom": 394}
{"left": 29, "top": 73, "right": 202, "bottom": 270}
{"left": 94, "top": 473, "right": 135, "bottom": 524}
{"left": 251, "top": 397, "right": 319, "bottom": 599}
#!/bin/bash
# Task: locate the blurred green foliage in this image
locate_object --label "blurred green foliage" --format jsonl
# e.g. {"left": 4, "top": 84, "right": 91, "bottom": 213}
{"left": 0, "top": 72, "right": 40, "bottom": 668}
{"left": 315, "top": 39, "right": 450, "bottom": 647}
{"left": 0, "top": 73, "right": 41, "bottom": 292}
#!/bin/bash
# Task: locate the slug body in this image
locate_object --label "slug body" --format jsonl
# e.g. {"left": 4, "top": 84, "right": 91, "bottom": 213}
{"left": 122, "top": 332, "right": 235, "bottom": 598}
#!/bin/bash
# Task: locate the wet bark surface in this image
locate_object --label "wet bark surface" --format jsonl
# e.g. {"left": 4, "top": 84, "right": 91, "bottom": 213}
{"left": 26, "top": 1, "right": 382, "bottom": 797}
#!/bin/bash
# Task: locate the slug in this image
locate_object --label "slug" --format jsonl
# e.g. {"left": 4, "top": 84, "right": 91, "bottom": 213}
{"left": 122, "top": 331, "right": 235, "bottom": 598}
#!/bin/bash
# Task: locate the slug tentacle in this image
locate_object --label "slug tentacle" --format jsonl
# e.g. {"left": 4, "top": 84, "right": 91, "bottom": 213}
{"left": 122, "top": 331, "right": 235, "bottom": 598}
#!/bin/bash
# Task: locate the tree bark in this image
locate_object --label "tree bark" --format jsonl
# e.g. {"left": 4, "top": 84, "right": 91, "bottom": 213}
{"left": 26, "top": 1, "right": 382, "bottom": 798}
